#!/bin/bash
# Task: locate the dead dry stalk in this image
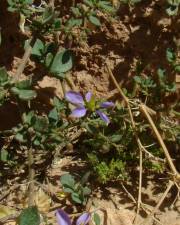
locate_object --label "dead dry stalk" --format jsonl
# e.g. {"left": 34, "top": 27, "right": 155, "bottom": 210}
{"left": 105, "top": 63, "right": 143, "bottom": 224}
{"left": 105, "top": 62, "right": 180, "bottom": 225}
{"left": 140, "top": 180, "right": 174, "bottom": 225}
{"left": 139, "top": 104, "right": 179, "bottom": 179}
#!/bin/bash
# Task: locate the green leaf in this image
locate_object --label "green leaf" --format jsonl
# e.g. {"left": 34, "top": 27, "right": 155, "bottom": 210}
{"left": 50, "top": 50, "right": 73, "bottom": 75}
{"left": 82, "top": 186, "right": 91, "bottom": 196}
{"left": 16, "top": 79, "right": 32, "bottom": 89}
{"left": 83, "top": 0, "right": 94, "bottom": 7}
{"left": 15, "top": 133, "right": 27, "bottom": 143}
{"left": 71, "top": 192, "right": 82, "bottom": 204}
{"left": 110, "top": 134, "right": 122, "bottom": 143}
{"left": 166, "top": 5, "right": 179, "bottom": 16}
{"left": 33, "top": 116, "right": 49, "bottom": 132}
{"left": 11, "top": 87, "right": 37, "bottom": 101}
{"left": 175, "top": 64, "right": 180, "bottom": 72}
{"left": 45, "top": 53, "right": 54, "bottom": 68}
{"left": 54, "top": 18, "right": 61, "bottom": 29}
{"left": 71, "top": 7, "right": 82, "bottom": 17}
{"left": 48, "top": 108, "right": 59, "bottom": 121}
{"left": 93, "top": 213, "right": 101, "bottom": 225}
{"left": 53, "top": 97, "right": 65, "bottom": 111}
{"left": 42, "top": 7, "right": 54, "bottom": 24}
{"left": 63, "top": 186, "right": 75, "bottom": 193}
{"left": 7, "top": 0, "right": 14, "bottom": 5}
{"left": 98, "top": 1, "right": 114, "bottom": 12}
{"left": 0, "top": 87, "right": 7, "bottom": 101}
{"left": 25, "top": 0, "right": 34, "bottom": 4}
{"left": 22, "top": 111, "right": 35, "bottom": 125}
{"left": 80, "top": 171, "right": 91, "bottom": 185}
{"left": 166, "top": 83, "right": 176, "bottom": 92}
{"left": 0, "top": 149, "right": 9, "bottom": 162}
{"left": 157, "top": 68, "right": 166, "bottom": 80}
{"left": 18, "top": 206, "right": 40, "bottom": 225}
{"left": 7, "top": 6, "right": 16, "bottom": 12}
{"left": 89, "top": 15, "right": 101, "bottom": 26}
{"left": 60, "top": 174, "right": 75, "bottom": 187}
{"left": 133, "top": 76, "right": 142, "bottom": 84}
{"left": 0, "top": 67, "right": 9, "bottom": 84}
{"left": 32, "top": 39, "right": 44, "bottom": 57}
{"left": 166, "top": 48, "right": 176, "bottom": 63}
{"left": 66, "top": 18, "right": 83, "bottom": 28}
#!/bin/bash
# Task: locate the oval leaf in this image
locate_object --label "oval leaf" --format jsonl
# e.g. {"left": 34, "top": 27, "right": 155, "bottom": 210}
{"left": 50, "top": 50, "right": 73, "bottom": 75}
{"left": 18, "top": 206, "right": 40, "bottom": 225}
{"left": 89, "top": 15, "right": 101, "bottom": 26}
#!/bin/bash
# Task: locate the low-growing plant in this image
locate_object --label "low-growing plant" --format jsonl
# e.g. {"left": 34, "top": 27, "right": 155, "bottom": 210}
{"left": 0, "top": 67, "right": 37, "bottom": 103}
{"left": 60, "top": 173, "right": 91, "bottom": 205}
{"left": 0, "top": 1, "right": 180, "bottom": 224}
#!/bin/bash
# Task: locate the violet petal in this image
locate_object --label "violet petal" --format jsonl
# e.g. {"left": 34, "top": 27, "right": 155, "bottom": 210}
{"left": 76, "top": 212, "right": 91, "bottom": 225}
{"left": 56, "top": 209, "right": 72, "bottom": 225}
{"left": 85, "top": 92, "right": 92, "bottom": 102}
{"left": 96, "top": 110, "right": 110, "bottom": 124}
{"left": 65, "top": 91, "right": 84, "bottom": 105}
{"left": 100, "top": 101, "right": 114, "bottom": 108}
{"left": 71, "top": 107, "right": 87, "bottom": 118}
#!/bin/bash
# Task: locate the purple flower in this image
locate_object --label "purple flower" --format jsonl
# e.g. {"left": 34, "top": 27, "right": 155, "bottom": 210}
{"left": 65, "top": 91, "right": 114, "bottom": 125}
{"left": 56, "top": 209, "right": 91, "bottom": 225}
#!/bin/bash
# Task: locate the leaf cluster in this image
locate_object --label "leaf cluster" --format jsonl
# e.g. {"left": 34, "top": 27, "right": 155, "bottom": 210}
{"left": 60, "top": 173, "right": 91, "bottom": 205}
{"left": 27, "top": 39, "right": 73, "bottom": 79}
{"left": 0, "top": 67, "right": 36, "bottom": 104}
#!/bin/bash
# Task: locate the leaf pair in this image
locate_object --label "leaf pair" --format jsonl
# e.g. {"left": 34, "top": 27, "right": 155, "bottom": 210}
{"left": 60, "top": 173, "right": 91, "bottom": 205}
{"left": 11, "top": 79, "right": 37, "bottom": 101}
{"left": 30, "top": 39, "right": 73, "bottom": 78}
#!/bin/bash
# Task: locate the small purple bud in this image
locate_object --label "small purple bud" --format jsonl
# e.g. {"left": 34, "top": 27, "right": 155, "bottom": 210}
{"left": 85, "top": 92, "right": 92, "bottom": 102}
{"left": 100, "top": 101, "right": 114, "bottom": 108}
{"left": 76, "top": 212, "right": 91, "bottom": 225}
{"left": 96, "top": 110, "right": 110, "bottom": 125}
{"left": 71, "top": 107, "right": 87, "bottom": 118}
{"left": 65, "top": 91, "right": 84, "bottom": 106}
{"left": 56, "top": 209, "right": 72, "bottom": 225}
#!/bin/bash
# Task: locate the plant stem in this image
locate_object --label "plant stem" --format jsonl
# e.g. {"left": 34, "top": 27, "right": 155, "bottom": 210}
{"left": 140, "top": 104, "right": 179, "bottom": 178}
{"left": 28, "top": 146, "right": 35, "bottom": 206}
{"left": 13, "top": 37, "right": 36, "bottom": 82}
{"left": 105, "top": 63, "right": 143, "bottom": 224}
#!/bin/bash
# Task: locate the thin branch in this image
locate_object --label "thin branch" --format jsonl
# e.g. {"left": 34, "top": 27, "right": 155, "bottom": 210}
{"left": 139, "top": 104, "right": 179, "bottom": 179}
{"left": 105, "top": 63, "right": 143, "bottom": 224}
{"left": 0, "top": 184, "right": 20, "bottom": 202}
{"left": 28, "top": 146, "right": 35, "bottom": 206}
{"left": 141, "top": 147, "right": 165, "bottom": 163}
{"left": 65, "top": 74, "right": 77, "bottom": 91}
{"left": 13, "top": 38, "right": 36, "bottom": 82}
{"left": 140, "top": 180, "right": 173, "bottom": 225}
{"left": 121, "top": 183, "right": 136, "bottom": 204}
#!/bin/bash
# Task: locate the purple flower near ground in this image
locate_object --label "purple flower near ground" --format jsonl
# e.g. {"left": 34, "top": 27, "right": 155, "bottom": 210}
{"left": 56, "top": 209, "right": 91, "bottom": 225}
{"left": 65, "top": 91, "right": 114, "bottom": 125}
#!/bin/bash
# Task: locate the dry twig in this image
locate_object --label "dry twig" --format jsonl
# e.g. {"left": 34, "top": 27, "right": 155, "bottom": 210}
{"left": 140, "top": 180, "right": 173, "bottom": 225}
{"left": 140, "top": 104, "right": 179, "bottom": 181}
{"left": 105, "top": 63, "right": 143, "bottom": 224}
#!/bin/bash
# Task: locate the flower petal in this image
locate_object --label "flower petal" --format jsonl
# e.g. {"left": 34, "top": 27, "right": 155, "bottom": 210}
{"left": 65, "top": 91, "right": 84, "bottom": 105}
{"left": 96, "top": 110, "right": 110, "bottom": 124}
{"left": 85, "top": 92, "right": 92, "bottom": 102}
{"left": 56, "top": 209, "right": 72, "bottom": 225}
{"left": 71, "top": 107, "right": 87, "bottom": 118}
{"left": 76, "top": 212, "right": 91, "bottom": 225}
{"left": 100, "top": 101, "right": 114, "bottom": 108}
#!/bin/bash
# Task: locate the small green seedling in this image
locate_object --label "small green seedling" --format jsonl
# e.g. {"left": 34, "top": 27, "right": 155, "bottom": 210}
{"left": 60, "top": 173, "right": 91, "bottom": 205}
